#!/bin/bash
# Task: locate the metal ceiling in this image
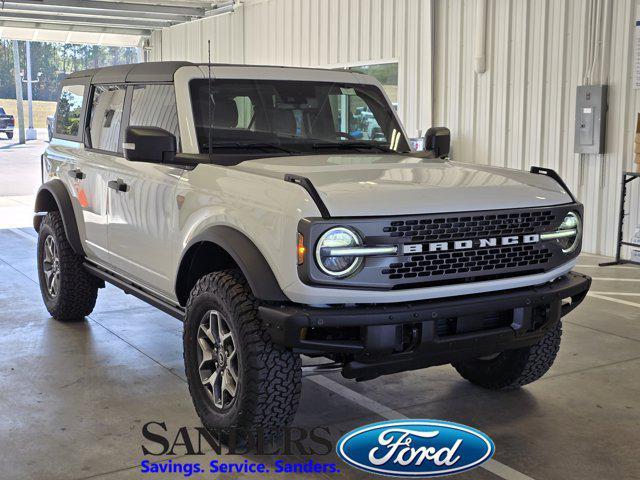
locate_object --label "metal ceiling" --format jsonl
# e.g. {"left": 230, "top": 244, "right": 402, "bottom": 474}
{"left": 0, "top": 0, "right": 219, "bottom": 46}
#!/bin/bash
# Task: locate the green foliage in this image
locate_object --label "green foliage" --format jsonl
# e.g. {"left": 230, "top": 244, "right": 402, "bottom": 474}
{"left": 0, "top": 40, "right": 137, "bottom": 101}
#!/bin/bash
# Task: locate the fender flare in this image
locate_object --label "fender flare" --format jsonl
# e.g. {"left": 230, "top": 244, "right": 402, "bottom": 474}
{"left": 179, "top": 226, "right": 289, "bottom": 302}
{"left": 33, "top": 179, "right": 85, "bottom": 256}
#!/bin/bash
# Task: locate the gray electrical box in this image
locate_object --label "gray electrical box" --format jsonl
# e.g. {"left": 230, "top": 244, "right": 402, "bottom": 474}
{"left": 574, "top": 85, "right": 607, "bottom": 154}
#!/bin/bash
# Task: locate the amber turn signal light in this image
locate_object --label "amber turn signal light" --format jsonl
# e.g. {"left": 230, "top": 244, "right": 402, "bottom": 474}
{"left": 297, "top": 233, "right": 306, "bottom": 265}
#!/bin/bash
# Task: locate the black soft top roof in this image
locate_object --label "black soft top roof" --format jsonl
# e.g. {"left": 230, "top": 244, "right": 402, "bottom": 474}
{"left": 65, "top": 61, "right": 193, "bottom": 84}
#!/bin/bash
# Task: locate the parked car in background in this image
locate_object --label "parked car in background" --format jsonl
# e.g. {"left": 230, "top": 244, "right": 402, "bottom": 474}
{"left": 0, "top": 107, "right": 15, "bottom": 139}
{"left": 47, "top": 114, "right": 55, "bottom": 141}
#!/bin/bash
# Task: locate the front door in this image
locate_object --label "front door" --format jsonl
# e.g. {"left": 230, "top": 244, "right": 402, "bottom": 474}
{"left": 105, "top": 84, "right": 182, "bottom": 298}
{"left": 106, "top": 159, "right": 181, "bottom": 297}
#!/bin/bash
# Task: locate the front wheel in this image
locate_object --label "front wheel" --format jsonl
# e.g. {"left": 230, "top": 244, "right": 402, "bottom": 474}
{"left": 183, "top": 270, "right": 301, "bottom": 440}
{"left": 452, "top": 321, "right": 562, "bottom": 390}
{"left": 6, "top": 132, "right": 13, "bottom": 139}
{"left": 37, "top": 211, "right": 99, "bottom": 321}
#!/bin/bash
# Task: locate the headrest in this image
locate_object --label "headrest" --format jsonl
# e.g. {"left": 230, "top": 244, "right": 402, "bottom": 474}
{"left": 213, "top": 98, "right": 238, "bottom": 128}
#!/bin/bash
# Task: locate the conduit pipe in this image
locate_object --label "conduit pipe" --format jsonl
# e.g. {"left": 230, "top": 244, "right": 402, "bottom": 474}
{"left": 474, "top": 0, "right": 487, "bottom": 74}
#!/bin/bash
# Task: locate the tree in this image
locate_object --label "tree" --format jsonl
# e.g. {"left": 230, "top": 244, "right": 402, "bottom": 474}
{"left": 0, "top": 40, "right": 138, "bottom": 101}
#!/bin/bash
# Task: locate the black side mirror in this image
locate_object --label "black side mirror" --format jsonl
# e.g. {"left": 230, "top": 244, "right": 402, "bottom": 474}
{"left": 124, "top": 126, "right": 176, "bottom": 163}
{"left": 424, "top": 127, "right": 450, "bottom": 157}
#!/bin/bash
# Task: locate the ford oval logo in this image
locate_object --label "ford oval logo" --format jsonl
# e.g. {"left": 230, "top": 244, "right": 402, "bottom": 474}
{"left": 336, "top": 419, "right": 494, "bottom": 477}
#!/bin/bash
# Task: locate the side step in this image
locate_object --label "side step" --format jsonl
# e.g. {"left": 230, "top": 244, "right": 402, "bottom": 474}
{"left": 84, "top": 262, "right": 185, "bottom": 321}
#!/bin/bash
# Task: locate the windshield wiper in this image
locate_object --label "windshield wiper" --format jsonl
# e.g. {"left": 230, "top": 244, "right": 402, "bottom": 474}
{"left": 311, "top": 142, "right": 397, "bottom": 153}
{"left": 202, "top": 142, "right": 299, "bottom": 155}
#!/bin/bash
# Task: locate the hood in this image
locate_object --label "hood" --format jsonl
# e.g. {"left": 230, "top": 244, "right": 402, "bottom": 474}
{"left": 232, "top": 154, "right": 573, "bottom": 216}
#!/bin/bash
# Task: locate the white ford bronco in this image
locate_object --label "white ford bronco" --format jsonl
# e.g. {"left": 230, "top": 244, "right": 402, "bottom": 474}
{"left": 35, "top": 62, "right": 591, "bottom": 436}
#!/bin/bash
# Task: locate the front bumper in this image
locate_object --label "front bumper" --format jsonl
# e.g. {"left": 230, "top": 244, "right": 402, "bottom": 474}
{"left": 260, "top": 271, "right": 591, "bottom": 379}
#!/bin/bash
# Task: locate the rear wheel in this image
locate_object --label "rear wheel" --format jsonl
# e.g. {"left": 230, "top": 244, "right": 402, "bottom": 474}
{"left": 37, "top": 211, "right": 99, "bottom": 321}
{"left": 183, "top": 270, "right": 301, "bottom": 441}
{"left": 452, "top": 321, "right": 562, "bottom": 390}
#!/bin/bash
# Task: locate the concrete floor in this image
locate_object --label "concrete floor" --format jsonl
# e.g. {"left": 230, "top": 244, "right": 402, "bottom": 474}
{"left": 1, "top": 230, "right": 638, "bottom": 480}
{"left": 1, "top": 138, "right": 639, "bottom": 479}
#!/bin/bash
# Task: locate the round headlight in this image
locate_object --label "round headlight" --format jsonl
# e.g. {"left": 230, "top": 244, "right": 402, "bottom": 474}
{"left": 315, "top": 227, "right": 363, "bottom": 277}
{"left": 556, "top": 211, "right": 582, "bottom": 253}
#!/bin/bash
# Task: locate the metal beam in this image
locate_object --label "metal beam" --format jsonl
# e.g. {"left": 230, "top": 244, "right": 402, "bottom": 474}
{"left": 0, "top": 19, "right": 150, "bottom": 37}
{"left": 0, "top": 11, "right": 172, "bottom": 29}
{"left": 0, "top": 3, "right": 198, "bottom": 23}
{"left": 0, "top": 0, "right": 206, "bottom": 18}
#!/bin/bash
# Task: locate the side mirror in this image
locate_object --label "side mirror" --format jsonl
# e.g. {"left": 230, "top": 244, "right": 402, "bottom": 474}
{"left": 424, "top": 127, "right": 450, "bottom": 157}
{"left": 123, "top": 126, "right": 176, "bottom": 163}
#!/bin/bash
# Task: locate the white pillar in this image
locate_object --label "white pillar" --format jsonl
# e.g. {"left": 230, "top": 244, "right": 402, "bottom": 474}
{"left": 12, "top": 40, "right": 25, "bottom": 144}
{"left": 25, "top": 41, "right": 37, "bottom": 140}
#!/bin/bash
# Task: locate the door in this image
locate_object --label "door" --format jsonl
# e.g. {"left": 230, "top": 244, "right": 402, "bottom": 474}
{"left": 106, "top": 84, "right": 182, "bottom": 297}
{"left": 79, "top": 84, "right": 127, "bottom": 263}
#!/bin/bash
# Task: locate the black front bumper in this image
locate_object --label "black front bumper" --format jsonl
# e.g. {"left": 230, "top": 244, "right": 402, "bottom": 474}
{"left": 260, "top": 272, "right": 591, "bottom": 379}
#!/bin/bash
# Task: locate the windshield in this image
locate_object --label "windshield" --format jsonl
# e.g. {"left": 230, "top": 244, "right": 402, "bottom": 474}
{"left": 189, "top": 79, "right": 410, "bottom": 155}
{"left": 0, "top": 108, "right": 5, "bottom": 115}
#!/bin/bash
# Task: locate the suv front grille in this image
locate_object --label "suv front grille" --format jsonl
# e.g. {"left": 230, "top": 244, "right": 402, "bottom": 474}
{"left": 374, "top": 209, "right": 561, "bottom": 286}
{"left": 299, "top": 204, "right": 580, "bottom": 290}
{"left": 382, "top": 210, "right": 556, "bottom": 243}
{"left": 383, "top": 244, "right": 553, "bottom": 280}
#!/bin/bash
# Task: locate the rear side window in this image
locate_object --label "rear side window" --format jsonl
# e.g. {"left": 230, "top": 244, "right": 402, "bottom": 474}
{"left": 89, "top": 85, "right": 126, "bottom": 153}
{"left": 129, "top": 84, "right": 179, "bottom": 144}
{"left": 56, "top": 85, "right": 85, "bottom": 137}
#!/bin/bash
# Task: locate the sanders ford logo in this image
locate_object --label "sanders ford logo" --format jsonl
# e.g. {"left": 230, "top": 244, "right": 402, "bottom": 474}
{"left": 336, "top": 419, "right": 494, "bottom": 477}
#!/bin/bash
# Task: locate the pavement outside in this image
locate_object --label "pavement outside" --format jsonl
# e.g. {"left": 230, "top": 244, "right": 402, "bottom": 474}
{"left": 0, "top": 129, "right": 47, "bottom": 228}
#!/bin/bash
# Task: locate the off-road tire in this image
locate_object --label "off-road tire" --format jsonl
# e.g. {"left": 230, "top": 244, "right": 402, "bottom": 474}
{"left": 183, "top": 270, "right": 302, "bottom": 441}
{"left": 453, "top": 321, "right": 562, "bottom": 390}
{"left": 37, "top": 211, "right": 98, "bottom": 321}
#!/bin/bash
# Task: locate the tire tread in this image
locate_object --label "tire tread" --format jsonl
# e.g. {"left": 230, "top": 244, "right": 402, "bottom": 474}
{"left": 38, "top": 211, "right": 98, "bottom": 321}
{"left": 453, "top": 321, "right": 562, "bottom": 390}
{"left": 184, "top": 270, "right": 301, "bottom": 434}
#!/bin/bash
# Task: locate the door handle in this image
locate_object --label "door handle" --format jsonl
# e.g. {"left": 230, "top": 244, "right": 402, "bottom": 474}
{"left": 108, "top": 178, "right": 129, "bottom": 193}
{"left": 68, "top": 168, "right": 85, "bottom": 180}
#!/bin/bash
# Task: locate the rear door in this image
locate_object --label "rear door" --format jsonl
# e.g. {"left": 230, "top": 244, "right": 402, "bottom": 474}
{"left": 106, "top": 84, "right": 182, "bottom": 297}
{"left": 80, "top": 84, "right": 127, "bottom": 263}
{"left": 46, "top": 79, "right": 111, "bottom": 261}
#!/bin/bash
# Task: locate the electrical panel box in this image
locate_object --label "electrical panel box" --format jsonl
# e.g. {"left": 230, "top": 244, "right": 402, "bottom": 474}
{"left": 574, "top": 85, "right": 607, "bottom": 154}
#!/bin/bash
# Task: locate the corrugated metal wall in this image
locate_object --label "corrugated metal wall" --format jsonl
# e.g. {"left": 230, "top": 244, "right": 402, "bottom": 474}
{"left": 150, "top": 0, "right": 434, "bottom": 136}
{"left": 149, "top": 0, "right": 640, "bottom": 256}
{"left": 433, "top": 0, "right": 640, "bottom": 256}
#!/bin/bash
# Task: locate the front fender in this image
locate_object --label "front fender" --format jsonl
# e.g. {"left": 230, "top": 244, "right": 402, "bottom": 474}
{"left": 180, "top": 225, "right": 289, "bottom": 302}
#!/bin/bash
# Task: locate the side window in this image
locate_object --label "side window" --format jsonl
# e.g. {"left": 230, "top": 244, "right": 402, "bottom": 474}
{"left": 234, "top": 96, "right": 254, "bottom": 129}
{"left": 129, "top": 84, "right": 179, "bottom": 145}
{"left": 89, "top": 85, "right": 126, "bottom": 153}
{"left": 329, "top": 90, "right": 386, "bottom": 142}
{"left": 56, "top": 85, "right": 85, "bottom": 137}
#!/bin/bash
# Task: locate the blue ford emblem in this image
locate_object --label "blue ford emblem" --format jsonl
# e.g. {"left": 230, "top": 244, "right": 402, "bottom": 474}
{"left": 336, "top": 419, "right": 494, "bottom": 477}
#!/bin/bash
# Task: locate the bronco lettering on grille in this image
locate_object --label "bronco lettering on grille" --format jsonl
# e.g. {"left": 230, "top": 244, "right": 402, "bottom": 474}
{"left": 402, "top": 234, "right": 540, "bottom": 254}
